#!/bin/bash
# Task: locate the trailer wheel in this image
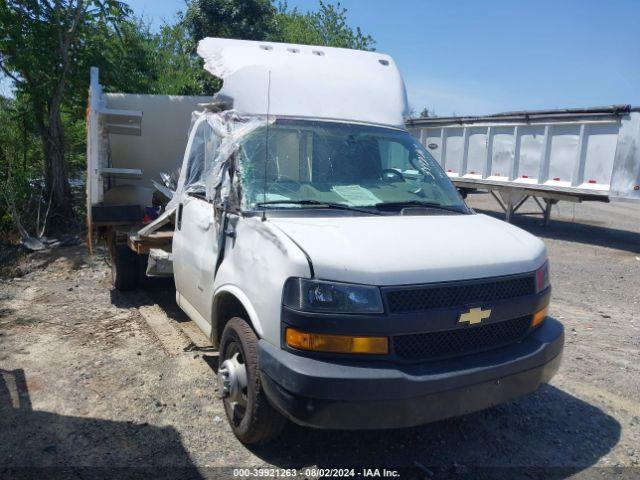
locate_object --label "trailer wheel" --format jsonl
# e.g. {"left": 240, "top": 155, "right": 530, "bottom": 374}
{"left": 109, "top": 243, "right": 139, "bottom": 291}
{"left": 458, "top": 188, "right": 470, "bottom": 199}
{"left": 218, "top": 317, "right": 286, "bottom": 444}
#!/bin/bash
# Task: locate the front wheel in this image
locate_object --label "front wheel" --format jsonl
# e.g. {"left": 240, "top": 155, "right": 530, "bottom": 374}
{"left": 218, "top": 318, "right": 286, "bottom": 444}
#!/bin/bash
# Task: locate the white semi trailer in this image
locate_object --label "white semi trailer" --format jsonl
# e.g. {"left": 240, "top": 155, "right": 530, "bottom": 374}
{"left": 407, "top": 106, "right": 640, "bottom": 224}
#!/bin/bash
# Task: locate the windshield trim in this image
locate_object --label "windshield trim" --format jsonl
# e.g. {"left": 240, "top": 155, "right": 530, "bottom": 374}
{"left": 243, "top": 114, "right": 408, "bottom": 132}
{"left": 255, "top": 199, "right": 384, "bottom": 216}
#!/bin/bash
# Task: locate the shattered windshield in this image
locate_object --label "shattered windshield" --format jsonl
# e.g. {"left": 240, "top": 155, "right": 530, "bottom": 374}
{"left": 237, "top": 119, "right": 469, "bottom": 214}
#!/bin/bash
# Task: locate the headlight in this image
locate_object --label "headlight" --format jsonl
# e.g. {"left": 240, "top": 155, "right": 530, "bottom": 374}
{"left": 283, "top": 278, "right": 384, "bottom": 314}
{"left": 535, "top": 261, "right": 550, "bottom": 293}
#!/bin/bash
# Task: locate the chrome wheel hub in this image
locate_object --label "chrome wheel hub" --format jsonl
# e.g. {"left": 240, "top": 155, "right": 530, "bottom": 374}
{"left": 217, "top": 352, "right": 248, "bottom": 407}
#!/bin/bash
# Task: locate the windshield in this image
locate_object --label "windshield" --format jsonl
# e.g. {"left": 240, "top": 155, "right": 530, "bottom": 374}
{"left": 237, "top": 119, "right": 469, "bottom": 214}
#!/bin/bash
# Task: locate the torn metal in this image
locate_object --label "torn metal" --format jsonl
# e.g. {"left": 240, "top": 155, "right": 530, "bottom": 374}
{"left": 146, "top": 248, "right": 174, "bottom": 277}
{"left": 197, "top": 38, "right": 410, "bottom": 128}
{"left": 171, "top": 110, "right": 269, "bottom": 209}
{"left": 138, "top": 110, "right": 269, "bottom": 238}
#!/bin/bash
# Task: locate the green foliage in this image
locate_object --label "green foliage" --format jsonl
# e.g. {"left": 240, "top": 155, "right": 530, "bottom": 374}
{"left": 0, "top": 0, "right": 376, "bottom": 241}
{"left": 182, "top": 0, "right": 283, "bottom": 94}
{"left": 0, "top": 1, "right": 132, "bottom": 108}
{"left": 148, "top": 19, "right": 207, "bottom": 95}
{"left": 0, "top": 0, "right": 135, "bottom": 228}
{"left": 182, "top": 0, "right": 374, "bottom": 51}
{"left": 185, "top": 0, "right": 279, "bottom": 43}
{"left": 0, "top": 94, "right": 45, "bottom": 239}
{"left": 274, "top": 1, "right": 375, "bottom": 50}
{"left": 148, "top": 18, "right": 219, "bottom": 95}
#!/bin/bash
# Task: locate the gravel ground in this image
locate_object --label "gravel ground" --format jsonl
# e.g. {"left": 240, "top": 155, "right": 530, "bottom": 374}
{"left": 1, "top": 195, "right": 639, "bottom": 479}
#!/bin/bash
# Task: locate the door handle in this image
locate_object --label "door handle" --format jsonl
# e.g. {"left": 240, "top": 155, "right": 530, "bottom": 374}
{"left": 177, "top": 203, "right": 183, "bottom": 230}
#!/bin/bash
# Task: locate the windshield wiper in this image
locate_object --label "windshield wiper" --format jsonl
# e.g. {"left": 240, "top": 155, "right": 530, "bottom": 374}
{"left": 374, "top": 200, "right": 467, "bottom": 213}
{"left": 256, "top": 199, "right": 383, "bottom": 215}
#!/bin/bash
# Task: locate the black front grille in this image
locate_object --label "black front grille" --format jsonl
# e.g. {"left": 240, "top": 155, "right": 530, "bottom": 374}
{"left": 385, "top": 275, "right": 535, "bottom": 313}
{"left": 393, "top": 315, "right": 532, "bottom": 362}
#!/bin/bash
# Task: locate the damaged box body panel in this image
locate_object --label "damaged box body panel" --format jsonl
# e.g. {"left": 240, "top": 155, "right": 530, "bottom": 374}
{"left": 197, "top": 37, "right": 410, "bottom": 128}
{"left": 88, "top": 38, "right": 563, "bottom": 439}
{"left": 86, "top": 66, "right": 209, "bottom": 246}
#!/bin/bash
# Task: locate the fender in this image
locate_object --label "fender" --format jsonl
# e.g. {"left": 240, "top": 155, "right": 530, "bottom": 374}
{"left": 211, "top": 284, "right": 264, "bottom": 341}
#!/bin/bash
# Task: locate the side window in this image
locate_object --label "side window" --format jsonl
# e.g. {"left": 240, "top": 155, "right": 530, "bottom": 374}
{"left": 185, "top": 121, "right": 207, "bottom": 190}
{"left": 377, "top": 138, "right": 439, "bottom": 174}
{"left": 378, "top": 139, "right": 410, "bottom": 171}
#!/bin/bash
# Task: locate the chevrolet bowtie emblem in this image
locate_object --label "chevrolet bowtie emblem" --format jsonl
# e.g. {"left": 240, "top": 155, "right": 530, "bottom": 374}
{"left": 458, "top": 307, "right": 492, "bottom": 325}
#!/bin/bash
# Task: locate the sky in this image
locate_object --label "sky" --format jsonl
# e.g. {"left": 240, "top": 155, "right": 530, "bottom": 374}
{"left": 5, "top": 0, "right": 640, "bottom": 116}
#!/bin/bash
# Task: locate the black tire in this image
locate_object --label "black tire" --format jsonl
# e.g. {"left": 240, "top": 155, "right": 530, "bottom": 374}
{"left": 109, "top": 243, "right": 139, "bottom": 291}
{"left": 219, "top": 317, "right": 286, "bottom": 444}
{"left": 136, "top": 253, "right": 150, "bottom": 288}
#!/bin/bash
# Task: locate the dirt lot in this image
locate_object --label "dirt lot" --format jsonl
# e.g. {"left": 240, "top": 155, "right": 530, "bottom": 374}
{"left": 1, "top": 194, "right": 639, "bottom": 479}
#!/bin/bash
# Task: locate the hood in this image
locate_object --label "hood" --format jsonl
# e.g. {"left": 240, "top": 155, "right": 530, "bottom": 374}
{"left": 269, "top": 213, "right": 546, "bottom": 285}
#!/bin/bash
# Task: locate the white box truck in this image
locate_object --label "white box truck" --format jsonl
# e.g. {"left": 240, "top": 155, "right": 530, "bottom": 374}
{"left": 87, "top": 38, "right": 563, "bottom": 444}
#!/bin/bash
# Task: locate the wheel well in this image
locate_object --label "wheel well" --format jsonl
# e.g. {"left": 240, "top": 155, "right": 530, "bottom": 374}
{"left": 211, "top": 292, "right": 251, "bottom": 347}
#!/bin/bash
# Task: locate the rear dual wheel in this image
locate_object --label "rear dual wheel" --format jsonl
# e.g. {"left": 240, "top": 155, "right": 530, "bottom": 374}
{"left": 108, "top": 241, "right": 139, "bottom": 291}
{"left": 218, "top": 318, "right": 286, "bottom": 444}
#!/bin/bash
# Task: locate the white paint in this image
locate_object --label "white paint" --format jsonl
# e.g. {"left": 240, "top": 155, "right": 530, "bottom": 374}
{"left": 86, "top": 67, "right": 103, "bottom": 207}
{"left": 176, "top": 291, "right": 212, "bottom": 339}
{"left": 170, "top": 114, "right": 309, "bottom": 346}
{"left": 197, "top": 38, "right": 409, "bottom": 128}
{"left": 268, "top": 214, "right": 546, "bottom": 286}
{"left": 173, "top": 195, "right": 218, "bottom": 316}
{"left": 86, "top": 68, "right": 209, "bottom": 208}
{"left": 211, "top": 284, "right": 263, "bottom": 338}
{"left": 88, "top": 51, "right": 556, "bottom": 355}
{"left": 207, "top": 216, "right": 310, "bottom": 346}
{"left": 164, "top": 79, "right": 549, "bottom": 349}
{"left": 411, "top": 111, "right": 640, "bottom": 201}
{"left": 105, "top": 93, "right": 209, "bottom": 186}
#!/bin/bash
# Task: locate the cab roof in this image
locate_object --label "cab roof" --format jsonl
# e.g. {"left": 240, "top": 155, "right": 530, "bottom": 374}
{"left": 197, "top": 38, "right": 409, "bottom": 128}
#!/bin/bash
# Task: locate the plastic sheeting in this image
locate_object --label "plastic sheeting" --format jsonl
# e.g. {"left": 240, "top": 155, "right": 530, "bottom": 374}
{"left": 138, "top": 110, "right": 267, "bottom": 237}
{"left": 169, "top": 110, "right": 268, "bottom": 211}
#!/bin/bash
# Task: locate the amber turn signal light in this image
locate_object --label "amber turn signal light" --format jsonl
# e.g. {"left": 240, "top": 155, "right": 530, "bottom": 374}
{"left": 285, "top": 328, "right": 388, "bottom": 355}
{"left": 532, "top": 305, "right": 549, "bottom": 328}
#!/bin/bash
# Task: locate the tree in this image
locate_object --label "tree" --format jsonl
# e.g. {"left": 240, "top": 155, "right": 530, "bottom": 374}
{"left": 274, "top": 1, "right": 375, "bottom": 50}
{"left": 185, "top": 0, "right": 279, "bottom": 43}
{"left": 181, "top": 0, "right": 375, "bottom": 94}
{"left": 0, "top": 0, "right": 376, "bottom": 241}
{"left": 0, "top": 94, "right": 45, "bottom": 239}
{"left": 148, "top": 18, "right": 205, "bottom": 95}
{"left": 0, "top": 0, "right": 130, "bottom": 226}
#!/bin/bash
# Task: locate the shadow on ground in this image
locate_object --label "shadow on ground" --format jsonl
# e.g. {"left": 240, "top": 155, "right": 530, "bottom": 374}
{"left": 249, "top": 384, "right": 621, "bottom": 479}
{"left": 474, "top": 205, "right": 640, "bottom": 254}
{"left": 109, "top": 278, "right": 177, "bottom": 310}
{"left": 0, "top": 369, "right": 202, "bottom": 479}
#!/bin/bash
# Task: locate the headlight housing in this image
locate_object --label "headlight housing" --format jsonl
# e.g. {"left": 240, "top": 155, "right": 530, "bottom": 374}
{"left": 535, "top": 261, "right": 550, "bottom": 293}
{"left": 283, "top": 278, "right": 384, "bottom": 314}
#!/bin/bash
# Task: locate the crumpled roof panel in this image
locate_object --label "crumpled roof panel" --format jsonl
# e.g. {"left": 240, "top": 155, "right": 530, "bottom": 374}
{"left": 197, "top": 38, "right": 409, "bottom": 128}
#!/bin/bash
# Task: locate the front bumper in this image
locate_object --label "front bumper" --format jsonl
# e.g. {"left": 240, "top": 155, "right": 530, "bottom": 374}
{"left": 258, "top": 317, "right": 564, "bottom": 429}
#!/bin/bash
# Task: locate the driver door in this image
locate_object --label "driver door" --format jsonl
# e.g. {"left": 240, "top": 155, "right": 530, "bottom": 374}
{"left": 173, "top": 119, "right": 220, "bottom": 323}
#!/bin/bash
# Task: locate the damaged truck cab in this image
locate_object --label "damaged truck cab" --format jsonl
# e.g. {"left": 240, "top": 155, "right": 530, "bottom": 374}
{"left": 90, "top": 38, "right": 563, "bottom": 444}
